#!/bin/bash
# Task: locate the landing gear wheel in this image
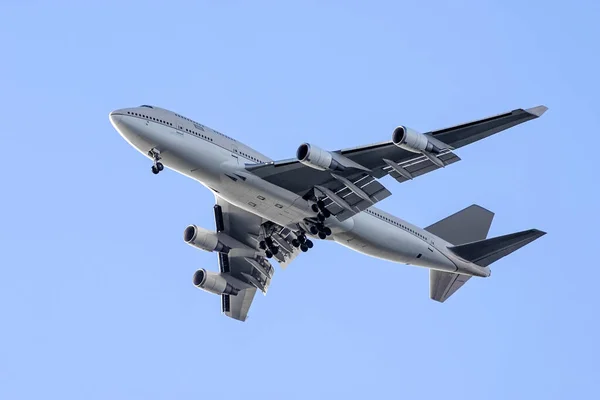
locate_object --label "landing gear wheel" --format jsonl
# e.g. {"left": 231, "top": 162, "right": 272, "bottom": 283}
{"left": 324, "top": 227, "right": 332, "bottom": 236}
{"left": 291, "top": 239, "right": 300, "bottom": 248}
{"left": 317, "top": 199, "right": 325, "bottom": 209}
{"left": 309, "top": 226, "right": 319, "bottom": 235}
{"left": 151, "top": 165, "right": 159, "bottom": 174}
{"left": 322, "top": 209, "right": 331, "bottom": 218}
{"left": 259, "top": 241, "right": 266, "bottom": 250}
{"left": 305, "top": 239, "right": 313, "bottom": 249}
{"left": 311, "top": 204, "right": 319, "bottom": 213}
{"left": 156, "top": 162, "right": 164, "bottom": 171}
{"left": 265, "top": 237, "right": 274, "bottom": 247}
{"left": 271, "top": 246, "right": 279, "bottom": 255}
{"left": 265, "top": 250, "right": 273, "bottom": 258}
{"left": 300, "top": 244, "right": 308, "bottom": 252}
{"left": 317, "top": 213, "right": 325, "bottom": 222}
{"left": 318, "top": 232, "right": 327, "bottom": 240}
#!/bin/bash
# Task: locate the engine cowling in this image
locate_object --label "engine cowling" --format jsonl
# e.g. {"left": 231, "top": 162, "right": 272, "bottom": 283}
{"left": 184, "top": 225, "right": 229, "bottom": 253}
{"left": 296, "top": 143, "right": 345, "bottom": 171}
{"left": 192, "top": 269, "right": 240, "bottom": 295}
{"left": 392, "top": 126, "right": 441, "bottom": 154}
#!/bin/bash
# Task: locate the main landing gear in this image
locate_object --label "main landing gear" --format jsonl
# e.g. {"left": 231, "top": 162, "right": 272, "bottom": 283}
{"left": 149, "top": 148, "right": 164, "bottom": 175}
{"left": 291, "top": 233, "right": 313, "bottom": 253}
{"left": 259, "top": 236, "right": 280, "bottom": 259}
{"left": 308, "top": 198, "right": 333, "bottom": 239}
{"left": 311, "top": 199, "right": 331, "bottom": 221}
{"left": 309, "top": 223, "right": 332, "bottom": 240}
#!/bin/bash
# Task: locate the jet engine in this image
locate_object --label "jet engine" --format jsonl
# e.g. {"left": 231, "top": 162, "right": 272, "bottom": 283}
{"left": 392, "top": 126, "right": 441, "bottom": 154}
{"left": 193, "top": 269, "right": 240, "bottom": 295}
{"left": 184, "top": 225, "right": 230, "bottom": 253}
{"left": 296, "top": 143, "right": 345, "bottom": 171}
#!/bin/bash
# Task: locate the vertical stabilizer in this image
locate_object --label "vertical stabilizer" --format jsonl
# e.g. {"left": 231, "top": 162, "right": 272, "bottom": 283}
{"left": 426, "top": 204, "right": 494, "bottom": 303}
{"left": 425, "top": 204, "right": 494, "bottom": 245}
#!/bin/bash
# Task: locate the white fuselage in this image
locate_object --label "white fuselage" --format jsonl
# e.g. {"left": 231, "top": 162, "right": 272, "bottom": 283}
{"left": 109, "top": 105, "right": 489, "bottom": 277}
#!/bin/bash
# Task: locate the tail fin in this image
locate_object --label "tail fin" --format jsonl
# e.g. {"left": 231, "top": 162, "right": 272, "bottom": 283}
{"left": 425, "top": 205, "right": 545, "bottom": 303}
{"left": 448, "top": 229, "right": 546, "bottom": 267}
{"left": 425, "top": 204, "right": 494, "bottom": 245}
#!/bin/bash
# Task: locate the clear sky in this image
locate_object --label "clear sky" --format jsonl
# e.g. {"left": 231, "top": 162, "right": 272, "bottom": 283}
{"left": 1, "top": 1, "right": 599, "bottom": 398}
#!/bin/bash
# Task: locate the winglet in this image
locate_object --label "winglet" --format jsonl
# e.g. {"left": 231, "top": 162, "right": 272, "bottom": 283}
{"left": 525, "top": 105, "right": 548, "bottom": 117}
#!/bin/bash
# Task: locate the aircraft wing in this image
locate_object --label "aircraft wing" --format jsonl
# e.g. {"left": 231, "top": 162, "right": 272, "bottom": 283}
{"left": 248, "top": 106, "right": 546, "bottom": 220}
{"left": 213, "top": 196, "right": 303, "bottom": 321}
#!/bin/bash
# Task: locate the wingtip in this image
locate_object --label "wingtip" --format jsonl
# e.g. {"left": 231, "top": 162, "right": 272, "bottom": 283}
{"left": 525, "top": 105, "right": 548, "bottom": 117}
{"left": 531, "top": 229, "right": 547, "bottom": 238}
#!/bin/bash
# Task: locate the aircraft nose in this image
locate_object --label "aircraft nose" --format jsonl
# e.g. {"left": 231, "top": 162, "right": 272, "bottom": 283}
{"left": 109, "top": 110, "right": 123, "bottom": 127}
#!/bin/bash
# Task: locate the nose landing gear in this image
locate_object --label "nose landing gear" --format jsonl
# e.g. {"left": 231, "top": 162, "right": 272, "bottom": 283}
{"left": 149, "top": 148, "right": 164, "bottom": 175}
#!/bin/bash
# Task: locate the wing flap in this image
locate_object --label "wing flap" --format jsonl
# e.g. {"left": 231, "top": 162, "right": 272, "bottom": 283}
{"left": 385, "top": 150, "right": 461, "bottom": 184}
{"left": 222, "top": 288, "right": 257, "bottom": 322}
{"left": 317, "top": 171, "right": 392, "bottom": 221}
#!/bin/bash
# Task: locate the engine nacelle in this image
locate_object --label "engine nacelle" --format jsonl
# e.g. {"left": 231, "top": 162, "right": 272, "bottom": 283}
{"left": 183, "top": 225, "right": 229, "bottom": 253}
{"left": 392, "top": 126, "right": 441, "bottom": 154}
{"left": 296, "top": 143, "right": 345, "bottom": 171}
{"left": 192, "top": 269, "right": 240, "bottom": 295}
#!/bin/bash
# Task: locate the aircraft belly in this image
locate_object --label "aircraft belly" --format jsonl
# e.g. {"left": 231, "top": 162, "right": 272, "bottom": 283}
{"left": 334, "top": 212, "right": 457, "bottom": 272}
{"left": 214, "top": 173, "right": 313, "bottom": 228}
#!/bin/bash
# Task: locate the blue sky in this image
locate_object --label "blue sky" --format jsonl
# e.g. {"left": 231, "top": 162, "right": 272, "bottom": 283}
{"left": 1, "top": 1, "right": 599, "bottom": 398}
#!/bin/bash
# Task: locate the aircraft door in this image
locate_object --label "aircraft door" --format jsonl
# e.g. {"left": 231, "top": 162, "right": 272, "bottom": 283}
{"left": 231, "top": 145, "right": 240, "bottom": 164}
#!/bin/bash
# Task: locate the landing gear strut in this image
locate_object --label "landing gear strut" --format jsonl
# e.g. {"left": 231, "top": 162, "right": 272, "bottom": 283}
{"left": 148, "top": 148, "right": 164, "bottom": 175}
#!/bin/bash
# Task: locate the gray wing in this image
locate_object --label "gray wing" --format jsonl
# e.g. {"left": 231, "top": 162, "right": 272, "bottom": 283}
{"left": 248, "top": 106, "right": 546, "bottom": 219}
{"left": 214, "top": 196, "right": 303, "bottom": 321}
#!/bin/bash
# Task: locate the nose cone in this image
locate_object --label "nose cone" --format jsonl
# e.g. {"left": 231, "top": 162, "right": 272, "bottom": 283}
{"left": 109, "top": 110, "right": 123, "bottom": 128}
{"left": 109, "top": 107, "right": 154, "bottom": 155}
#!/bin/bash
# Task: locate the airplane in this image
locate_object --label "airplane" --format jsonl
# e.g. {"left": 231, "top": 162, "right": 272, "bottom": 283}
{"left": 109, "top": 104, "right": 547, "bottom": 321}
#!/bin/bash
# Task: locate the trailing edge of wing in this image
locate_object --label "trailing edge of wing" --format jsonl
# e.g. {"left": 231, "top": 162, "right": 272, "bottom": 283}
{"left": 222, "top": 288, "right": 257, "bottom": 322}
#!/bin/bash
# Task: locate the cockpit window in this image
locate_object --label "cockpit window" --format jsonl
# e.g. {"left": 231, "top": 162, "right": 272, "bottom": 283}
{"left": 140, "top": 105, "right": 153, "bottom": 108}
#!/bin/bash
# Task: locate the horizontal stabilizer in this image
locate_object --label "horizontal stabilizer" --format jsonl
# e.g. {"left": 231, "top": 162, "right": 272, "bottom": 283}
{"left": 449, "top": 229, "right": 546, "bottom": 267}
{"left": 425, "top": 204, "right": 494, "bottom": 245}
{"left": 430, "top": 270, "right": 472, "bottom": 303}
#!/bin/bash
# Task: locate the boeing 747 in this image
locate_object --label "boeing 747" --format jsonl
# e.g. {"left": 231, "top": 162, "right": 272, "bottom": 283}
{"left": 109, "top": 104, "right": 547, "bottom": 321}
